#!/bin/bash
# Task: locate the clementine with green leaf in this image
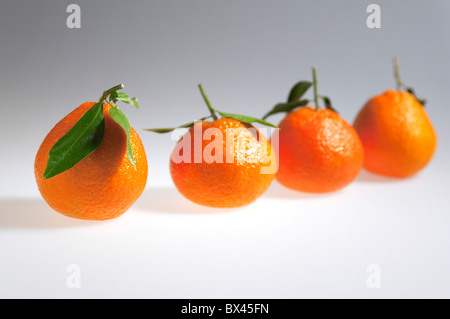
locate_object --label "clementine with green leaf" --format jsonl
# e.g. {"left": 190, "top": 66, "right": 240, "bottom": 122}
{"left": 264, "top": 68, "right": 364, "bottom": 193}
{"left": 146, "top": 84, "right": 277, "bottom": 208}
{"left": 35, "top": 85, "right": 148, "bottom": 220}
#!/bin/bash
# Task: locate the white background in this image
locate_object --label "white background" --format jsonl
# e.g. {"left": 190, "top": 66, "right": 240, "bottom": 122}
{"left": 1, "top": 162, "right": 449, "bottom": 298}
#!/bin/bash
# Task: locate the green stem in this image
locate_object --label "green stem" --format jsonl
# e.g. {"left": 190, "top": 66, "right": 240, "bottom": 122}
{"left": 99, "top": 84, "right": 124, "bottom": 103}
{"left": 198, "top": 84, "right": 218, "bottom": 121}
{"left": 312, "top": 67, "right": 319, "bottom": 111}
{"left": 393, "top": 57, "right": 403, "bottom": 92}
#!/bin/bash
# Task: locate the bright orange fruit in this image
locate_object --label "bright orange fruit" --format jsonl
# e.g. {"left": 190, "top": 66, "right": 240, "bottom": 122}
{"left": 35, "top": 101, "right": 148, "bottom": 220}
{"left": 146, "top": 84, "right": 277, "bottom": 208}
{"left": 170, "top": 117, "right": 276, "bottom": 208}
{"left": 354, "top": 90, "right": 437, "bottom": 177}
{"left": 276, "top": 107, "right": 364, "bottom": 193}
{"left": 263, "top": 68, "right": 364, "bottom": 193}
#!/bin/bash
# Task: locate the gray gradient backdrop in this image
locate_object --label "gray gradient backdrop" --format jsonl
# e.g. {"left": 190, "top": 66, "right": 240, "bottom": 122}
{"left": 0, "top": 0, "right": 449, "bottom": 298}
{"left": 1, "top": 0, "right": 449, "bottom": 193}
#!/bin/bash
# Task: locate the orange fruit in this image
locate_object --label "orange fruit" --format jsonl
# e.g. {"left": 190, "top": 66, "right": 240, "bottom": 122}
{"left": 275, "top": 106, "right": 364, "bottom": 193}
{"left": 263, "top": 68, "right": 364, "bottom": 193}
{"left": 354, "top": 89, "right": 437, "bottom": 177}
{"left": 170, "top": 117, "right": 276, "bottom": 208}
{"left": 146, "top": 84, "right": 277, "bottom": 208}
{"left": 35, "top": 101, "right": 148, "bottom": 220}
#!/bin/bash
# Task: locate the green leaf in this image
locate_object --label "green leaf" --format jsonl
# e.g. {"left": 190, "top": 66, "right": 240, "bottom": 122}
{"left": 262, "top": 100, "right": 310, "bottom": 120}
{"left": 143, "top": 116, "right": 212, "bottom": 134}
{"left": 110, "top": 92, "right": 140, "bottom": 109}
{"left": 101, "top": 84, "right": 124, "bottom": 103}
{"left": 196, "top": 83, "right": 277, "bottom": 127}
{"left": 44, "top": 103, "right": 105, "bottom": 179}
{"left": 129, "top": 97, "right": 140, "bottom": 109}
{"left": 215, "top": 110, "right": 278, "bottom": 128}
{"left": 108, "top": 107, "right": 136, "bottom": 169}
{"left": 109, "top": 91, "right": 118, "bottom": 101}
{"left": 287, "top": 81, "right": 312, "bottom": 103}
{"left": 406, "top": 87, "right": 427, "bottom": 106}
{"left": 321, "top": 96, "right": 339, "bottom": 113}
{"left": 143, "top": 127, "right": 181, "bottom": 134}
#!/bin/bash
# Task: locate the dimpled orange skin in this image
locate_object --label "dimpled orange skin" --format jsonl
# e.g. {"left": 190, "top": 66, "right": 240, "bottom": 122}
{"left": 275, "top": 106, "right": 364, "bottom": 193}
{"left": 170, "top": 118, "right": 276, "bottom": 208}
{"left": 35, "top": 102, "right": 148, "bottom": 220}
{"left": 353, "top": 90, "right": 437, "bottom": 178}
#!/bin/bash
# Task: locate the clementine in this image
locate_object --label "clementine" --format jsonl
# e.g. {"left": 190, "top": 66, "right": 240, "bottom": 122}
{"left": 354, "top": 90, "right": 437, "bottom": 178}
{"left": 146, "top": 84, "right": 277, "bottom": 208}
{"left": 263, "top": 68, "right": 364, "bottom": 193}
{"left": 35, "top": 86, "right": 147, "bottom": 220}
{"left": 276, "top": 107, "right": 364, "bottom": 193}
{"left": 353, "top": 58, "right": 437, "bottom": 178}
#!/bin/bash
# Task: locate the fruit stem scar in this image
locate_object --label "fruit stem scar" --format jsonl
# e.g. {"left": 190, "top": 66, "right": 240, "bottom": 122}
{"left": 393, "top": 57, "right": 403, "bottom": 92}
{"left": 99, "top": 84, "right": 125, "bottom": 103}
{"left": 312, "top": 67, "right": 319, "bottom": 111}
{"left": 198, "top": 83, "right": 218, "bottom": 121}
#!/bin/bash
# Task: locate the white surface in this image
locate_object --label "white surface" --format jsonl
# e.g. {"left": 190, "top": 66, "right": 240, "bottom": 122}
{"left": 1, "top": 151, "right": 449, "bottom": 299}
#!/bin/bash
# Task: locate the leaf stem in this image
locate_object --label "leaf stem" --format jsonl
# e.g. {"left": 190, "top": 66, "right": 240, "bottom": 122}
{"left": 99, "top": 84, "right": 124, "bottom": 103}
{"left": 312, "top": 67, "right": 320, "bottom": 111}
{"left": 393, "top": 57, "right": 403, "bottom": 92}
{"left": 198, "top": 83, "right": 218, "bottom": 121}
